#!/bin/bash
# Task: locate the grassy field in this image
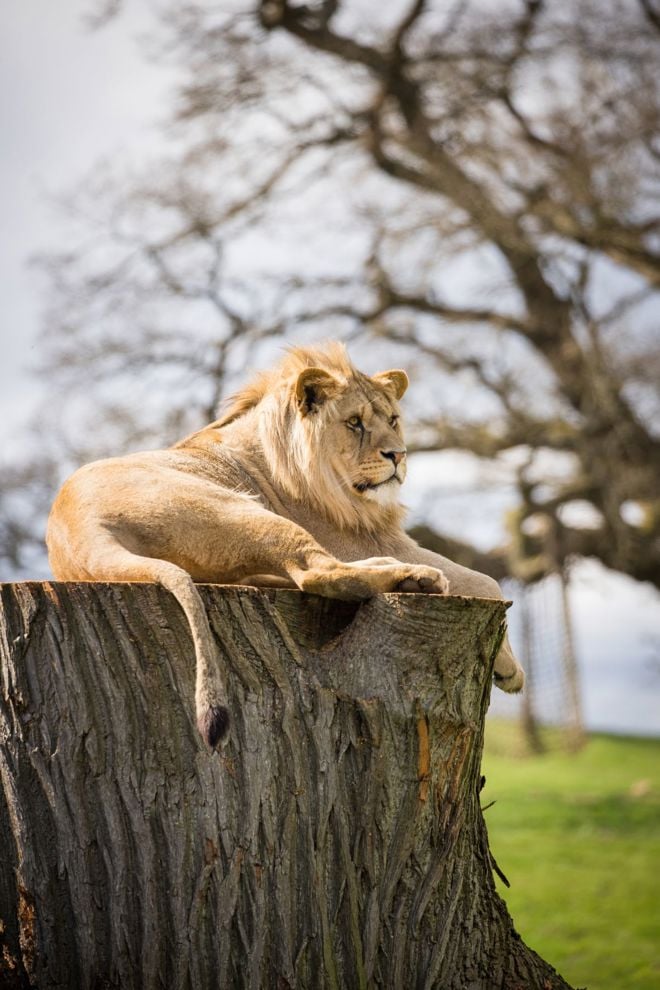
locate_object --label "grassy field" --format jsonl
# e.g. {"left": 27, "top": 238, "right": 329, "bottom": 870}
{"left": 482, "top": 725, "right": 660, "bottom": 990}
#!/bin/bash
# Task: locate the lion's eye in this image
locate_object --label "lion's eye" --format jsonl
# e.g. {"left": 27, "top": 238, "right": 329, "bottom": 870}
{"left": 347, "top": 415, "right": 363, "bottom": 430}
{"left": 389, "top": 415, "right": 399, "bottom": 427}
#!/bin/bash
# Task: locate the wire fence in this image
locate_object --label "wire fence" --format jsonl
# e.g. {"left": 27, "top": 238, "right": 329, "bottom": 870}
{"left": 486, "top": 572, "right": 585, "bottom": 755}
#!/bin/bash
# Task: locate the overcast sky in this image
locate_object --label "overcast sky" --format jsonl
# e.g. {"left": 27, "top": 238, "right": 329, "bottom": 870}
{"left": 1, "top": 1, "right": 659, "bottom": 736}
{"left": 0, "top": 1, "right": 173, "bottom": 444}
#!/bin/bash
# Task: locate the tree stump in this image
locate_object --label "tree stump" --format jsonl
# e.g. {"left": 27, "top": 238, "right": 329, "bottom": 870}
{"left": 0, "top": 582, "right": 574, "bottom": 989}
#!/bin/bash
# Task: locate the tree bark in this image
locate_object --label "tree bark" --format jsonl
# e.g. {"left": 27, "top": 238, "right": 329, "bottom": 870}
{"left": 0, "top": 582, "right": 574, "bottom": 990}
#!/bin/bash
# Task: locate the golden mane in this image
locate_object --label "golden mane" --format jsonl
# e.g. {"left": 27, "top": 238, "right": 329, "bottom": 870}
{"left": 214, "top": 341, "right": 406, "bottom": 534}
{"left": 216, "top": 342, "right": 357, "bottom": 427}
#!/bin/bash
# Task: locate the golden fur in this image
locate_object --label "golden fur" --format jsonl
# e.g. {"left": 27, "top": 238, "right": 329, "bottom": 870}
{"left": 47, "top": 342, "right": 524, "bottom": 747}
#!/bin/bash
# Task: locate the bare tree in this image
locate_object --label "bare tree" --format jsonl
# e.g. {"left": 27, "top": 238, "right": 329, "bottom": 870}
{"left": 3, "top": 0, "right": 659, "bottom": 589}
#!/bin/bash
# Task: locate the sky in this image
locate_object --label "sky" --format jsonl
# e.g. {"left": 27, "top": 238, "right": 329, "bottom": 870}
{"left": 0, "top": 1, "right": 173, "bottom": 441}
{"left": 1, "top": 1, "right": 659, "bottom": 737}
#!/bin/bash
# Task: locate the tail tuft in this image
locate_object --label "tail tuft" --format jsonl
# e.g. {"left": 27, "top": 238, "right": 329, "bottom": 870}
{"left": 198, "top": 705, "right": 231, "bottom": 748}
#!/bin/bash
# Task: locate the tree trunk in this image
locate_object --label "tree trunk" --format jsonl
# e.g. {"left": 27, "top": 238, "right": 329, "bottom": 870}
{"left": 0, "top": 582, "right": 574, "bottom": 990}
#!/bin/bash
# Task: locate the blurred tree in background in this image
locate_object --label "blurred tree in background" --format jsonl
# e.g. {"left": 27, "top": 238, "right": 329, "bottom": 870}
{"left": 2, "top": 0, "right": 659, "bottom": 588}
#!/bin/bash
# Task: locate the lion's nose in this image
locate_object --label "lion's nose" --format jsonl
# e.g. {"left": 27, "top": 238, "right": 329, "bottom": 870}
{"left": 381, "top": 449, "right": 406, "bottom": 467}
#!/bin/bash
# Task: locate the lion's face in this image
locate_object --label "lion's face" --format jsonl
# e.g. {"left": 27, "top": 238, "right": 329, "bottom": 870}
{"left": 314, "top": 378, "right": 407, "bottom": 507}
{"left": 278, "top": 364, "right": 410, "bottom": 528}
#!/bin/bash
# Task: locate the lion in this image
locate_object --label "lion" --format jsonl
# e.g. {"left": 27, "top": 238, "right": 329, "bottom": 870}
{"left": 47, "top": 342, "right": 524, "bottom": 747}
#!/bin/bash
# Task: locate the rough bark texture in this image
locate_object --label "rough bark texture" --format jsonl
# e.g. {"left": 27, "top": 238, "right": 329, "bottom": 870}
{"left": 0, "top": 582, "right": 574, "bottom": 990}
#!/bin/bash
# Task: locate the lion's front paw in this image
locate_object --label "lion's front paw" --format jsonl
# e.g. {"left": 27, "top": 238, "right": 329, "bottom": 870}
{"left": 395, "top": 565, "right": 449, "bottom": 595}
{"left": 299, "top": 559, "right": 449, "bottom": 600}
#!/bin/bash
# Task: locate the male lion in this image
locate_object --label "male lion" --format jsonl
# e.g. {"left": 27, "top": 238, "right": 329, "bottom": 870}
{"left": 47, "top": 342, "right": 524, "bottom": 747}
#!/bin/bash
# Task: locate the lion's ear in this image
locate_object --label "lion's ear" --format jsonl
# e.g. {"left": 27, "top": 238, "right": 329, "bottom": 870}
{"left": 372, "top": 369, "right": 409, "bottom": 400}
{"left": 295, "top": 368, "right": 341, "bottom": 415}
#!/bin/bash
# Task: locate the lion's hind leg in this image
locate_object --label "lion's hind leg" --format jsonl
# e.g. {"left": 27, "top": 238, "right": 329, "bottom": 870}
{"left": 492, "top": 635, "right": 525, "bottom": 693}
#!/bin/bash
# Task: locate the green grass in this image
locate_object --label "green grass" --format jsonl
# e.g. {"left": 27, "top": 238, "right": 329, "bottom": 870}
{"left": 482, "top": 724, "right": 660, "bottom": 990}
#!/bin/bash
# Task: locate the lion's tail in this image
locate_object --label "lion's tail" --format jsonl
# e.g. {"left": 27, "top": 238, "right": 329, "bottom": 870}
{"left": 63, "top": 540, "right": 230, "bottom": 746}
{"left": 154, "top": 562, "right": 230, "bottom": 747}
